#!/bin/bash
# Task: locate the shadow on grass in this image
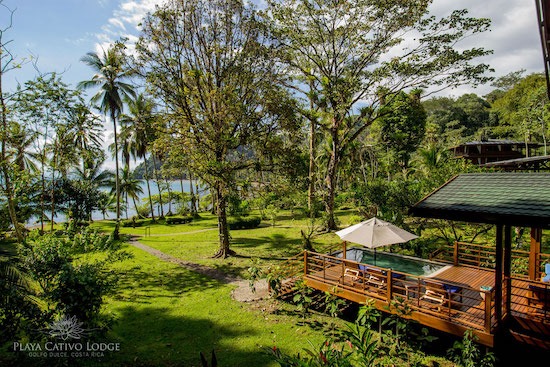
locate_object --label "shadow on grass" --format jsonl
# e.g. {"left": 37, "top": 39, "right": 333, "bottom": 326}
{"left": 112, "top": 264, "right": 222, "bottom": 303}
{"left": 103, "top": 306, "right": 270, "bottom": 366}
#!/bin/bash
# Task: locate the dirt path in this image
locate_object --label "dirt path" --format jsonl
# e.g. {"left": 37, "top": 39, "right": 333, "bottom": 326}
{"left": 128, "top": 236, "right": 268, "bottom": 302}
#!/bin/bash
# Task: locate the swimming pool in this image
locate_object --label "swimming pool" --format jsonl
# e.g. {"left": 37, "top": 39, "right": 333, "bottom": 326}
{"left": 332, "top": 247, "right": 448, "bottom": 277}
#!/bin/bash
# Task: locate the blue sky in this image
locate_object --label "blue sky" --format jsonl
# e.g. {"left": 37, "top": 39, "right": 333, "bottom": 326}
{"left": 1, "top": 0, "right": 545, "bottom": 169}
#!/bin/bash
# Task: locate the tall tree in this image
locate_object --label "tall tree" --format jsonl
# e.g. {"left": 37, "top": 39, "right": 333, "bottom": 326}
{"left": 0, "top": 2, "right": 26, "bottom": 241}
{"left": 136, "top": 0, "right": 297, "bottom": 257}
{"left": 78, "top": 46, "right": 135, "bottom": 232}
{"left": 377, "top": 91, "right": 427, "bottom": 175}
{"left": 119, "top": 94, "right": 158, "bottom": 221}
{"left": 267, "top": 0, "right": 492, "bottom": 229}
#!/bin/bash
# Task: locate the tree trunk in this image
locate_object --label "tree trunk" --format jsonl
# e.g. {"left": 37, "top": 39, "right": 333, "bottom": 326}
{"left": 189, "top": 170, "right": 197, "bottom": 213}
{"left": 111, "top": 109, "right": 121, "bottom": 227}
{"left": 195, "top": 182, "right": 200, "bottom": 212}
{"left": 0, "top": 68, "right": 23, "bottom": 242}
{"left": 307, "top": 118, "right": 316, "bottom": 218}
{"left": 151, "top": 153, "right": 164, "bottom": 218}
{"left": 50, "top": 167, "right": 56, "bottom": 232}
{"left": 164, "top": 175, "right": 172, "bottom": 214}
{"left": 143, "top": 156, "right": 156, "bottom": 221}
{"left": 325, "top": 128, "right": 339, "bottom": 230}
{"left": 210, "top": 184, "right": 216, "bottom": 214}
{"left": 213, "top": 181, "right": 234, "bottom": 258}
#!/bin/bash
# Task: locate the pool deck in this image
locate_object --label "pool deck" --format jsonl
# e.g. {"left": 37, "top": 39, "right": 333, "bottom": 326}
{"left": 295, "top": 250, "right": 550, "bottom": 347}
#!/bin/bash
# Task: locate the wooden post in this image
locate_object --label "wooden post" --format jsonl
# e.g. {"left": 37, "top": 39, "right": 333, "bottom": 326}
{"left": 342, "top": 241, "right": 347, "bottom": 260}
{"left": 304, "top": 251, "right": 308, "bottom": 276}
{"left": 504, "top": 225, "right": 512, "bottom": 317}
{"left": 453, "top": 241, "right": 459, "bottom": 266}
{"left": 387, "top": 269, "right": 393, "bottom": 303}
{"left": 495, "top": 224, "right": 503, "bottom": 324}
{"left": 484, "top": 290, "right": 493, "bottom": 333}
{"left": 529, "top": 227, "right": 542, "bottom": 281}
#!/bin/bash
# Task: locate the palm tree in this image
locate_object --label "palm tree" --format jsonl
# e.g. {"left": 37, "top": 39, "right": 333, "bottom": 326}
{"left": 74, "top": 158, "right": 113, "bottom": 188}
{"left": 97, "top": 192, "right": 117, "bottom": 220}
{"left": 117, "top": 166, "right": 144, "bottom": 219}
{"left": 69, "top": 103, "right": 103, "bottom": 168}
{"left": 7, "top": 123, "right": 39, "bottom": 172}
{"left": 77, "top": 46, "right": 135, "bottom": 231}
{"left": 119, "top": 94, "right": 158, "bottom": 221}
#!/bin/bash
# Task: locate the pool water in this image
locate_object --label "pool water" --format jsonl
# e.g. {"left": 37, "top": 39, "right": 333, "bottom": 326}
{"left": 336, "top": 247, "right": 445, "bottom": 277}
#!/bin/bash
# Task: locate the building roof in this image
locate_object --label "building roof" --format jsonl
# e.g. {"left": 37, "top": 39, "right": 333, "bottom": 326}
{"left": 480, "top": 155, "right": 550, "bottom": 169}
{"left": 409, "top": 173, "right": 550, "bottom": 228}
{"left": 450, "top": 139, "right": 541, "bottom": 149}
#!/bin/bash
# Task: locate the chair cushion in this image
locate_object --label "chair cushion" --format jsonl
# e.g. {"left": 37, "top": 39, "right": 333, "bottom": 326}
{"left": 443, "top": 284, "right": 462, "bottom": 294}
{"left": 543, "top": 274, "right": 550, "bottom": 283}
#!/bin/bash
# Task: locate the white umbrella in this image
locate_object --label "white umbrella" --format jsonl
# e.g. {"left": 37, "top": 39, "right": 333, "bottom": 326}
{"left": 335, "top": 217, "right": 419, "bottom": 264}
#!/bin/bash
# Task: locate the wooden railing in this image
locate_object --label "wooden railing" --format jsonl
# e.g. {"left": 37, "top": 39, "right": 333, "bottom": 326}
{"left": 430, "top": 241, "right": 550, "bottom": 278}
{"left": 509, "top": 276, "right": 550, "bottom": 323}
{"left": 303, "top": 251, "right": 496, "bottom": 333}
{"left": 267, "top": 251, "right": 305, "bottom": 293}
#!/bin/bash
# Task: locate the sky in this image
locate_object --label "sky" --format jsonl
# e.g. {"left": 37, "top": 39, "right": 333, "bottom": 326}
{"left": 1, "top": 0, "right": 546, "bottom": 169}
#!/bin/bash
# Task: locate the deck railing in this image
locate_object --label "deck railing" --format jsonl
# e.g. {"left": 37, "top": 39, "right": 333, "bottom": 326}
{"left": 303, "top": 251, "right": 496, "bottom": 333}
{"left": 430, "top": 241, "right": 550, "bottom": 278}
{"left": 509, "top": 276, "right": 550, "bottom": 323}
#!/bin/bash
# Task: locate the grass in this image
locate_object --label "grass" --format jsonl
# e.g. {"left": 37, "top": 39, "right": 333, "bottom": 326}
{"left": 95, "top": 242, "right": 346, "bottom": 366}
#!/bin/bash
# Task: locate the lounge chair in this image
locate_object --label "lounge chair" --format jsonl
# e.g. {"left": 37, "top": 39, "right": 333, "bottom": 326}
{"left": 542, "top": 263, "right": 550, "bottom": 283}
{"left": 420, "top": 279, "right": 463, "bottom": 311}
{"left": 339, "top": 262, "right": 362, "bottom": 285}
{"left": 528, "top": 283, "right": 550, "bottom": 312}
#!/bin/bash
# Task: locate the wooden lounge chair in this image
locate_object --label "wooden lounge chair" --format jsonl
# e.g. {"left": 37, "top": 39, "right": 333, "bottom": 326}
{"left": 420, "top": 280, "right": 463, "bottom": 311}
{"left": 528, "top": 283, "right": 550, "bottom": 313}
{"left": 339, "top": 262, "right": 362, "bottom": 285}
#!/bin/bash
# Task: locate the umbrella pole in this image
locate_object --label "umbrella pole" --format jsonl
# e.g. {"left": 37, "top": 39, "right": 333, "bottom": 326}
{"left": 374, "top": 249, "right": 377, "bottom": 266}
{"left": 343, "top": 241, "right": 347, "bottom": 259}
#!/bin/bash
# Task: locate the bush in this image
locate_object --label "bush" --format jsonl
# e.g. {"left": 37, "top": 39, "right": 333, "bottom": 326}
{"left": 71, "top": 228, "right": 115, "bottom": 253}
{"left": 121, "top": 218, "right": 150, "bottom": 227}
{"left": 165, "top": 216, "right": 193, "bottom": 225}
{"left": 347, "top": 215, "right": 364, "bottom": 225}
{"left": 50, "top": 263, "right": 114, "bottom": 327}
{"left": 227, "top": 216, "right": 261, "bottom": 230}
{"left": 20, "top": 235, "right": 71, "bottom": 282}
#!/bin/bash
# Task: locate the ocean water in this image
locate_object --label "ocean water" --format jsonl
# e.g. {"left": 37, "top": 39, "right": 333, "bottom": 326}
{"left": 26, "top": 180, "right": 207, "bottom": 225}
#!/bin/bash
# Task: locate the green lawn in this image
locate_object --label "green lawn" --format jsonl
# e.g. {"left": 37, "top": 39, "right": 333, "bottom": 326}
{"left": 99, "top": 242, "right": 343, "bottom": 366}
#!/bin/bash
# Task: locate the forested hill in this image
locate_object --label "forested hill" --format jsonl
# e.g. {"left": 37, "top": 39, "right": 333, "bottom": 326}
{"left": 421, "top": 71, "right": 548, "bottom": 148}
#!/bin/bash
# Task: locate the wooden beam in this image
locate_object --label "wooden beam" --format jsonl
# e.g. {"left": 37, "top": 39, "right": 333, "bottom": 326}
{"left": 495, "top": 224, "right": 503, "bottom": 324}
{"left": 342, "top": 241, "right": 347, "bottom": 260}
{"left": 530, "top": 227, "right": 542, "bottom": 281}
{"left": 504, "top": 225, "right": 512, "bottom": 317}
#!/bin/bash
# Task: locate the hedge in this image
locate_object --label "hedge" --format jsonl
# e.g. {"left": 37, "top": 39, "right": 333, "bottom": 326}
{"left": 227, "top": 216, "right": 261, "bottom": 230}
{"left": 165, "top": 216, "right": 193, "bottom": 225}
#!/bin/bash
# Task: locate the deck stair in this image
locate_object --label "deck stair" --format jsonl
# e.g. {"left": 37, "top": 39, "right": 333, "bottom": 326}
{"left": 268, "top": 251, "right": 305, "bottom": 296}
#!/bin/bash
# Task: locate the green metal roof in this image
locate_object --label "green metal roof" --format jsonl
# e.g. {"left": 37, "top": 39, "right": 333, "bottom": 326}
{"left": 410, "top": 173, "right": 550, "bottom": 228}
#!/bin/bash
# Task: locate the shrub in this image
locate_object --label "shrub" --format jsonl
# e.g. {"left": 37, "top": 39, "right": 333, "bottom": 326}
{"left": 121, "top": 218, "right": 150, "bottom": 227}
{"left": 71, "top": 228, "right": 115, "bottom": 253}
{"left": 227, "top": 216, "right": 261, "bottom": 230}
{"left": 50, "top": 263, "right": 114, "bottom": 327}
{"left": 347, "top": 215, "right": 364, "bottom": 225}
{"left": 165, "top": 216, "right": 193, "bottom": 225}
{"left": 21, "top": 235, "right": 71, "bottom": 283}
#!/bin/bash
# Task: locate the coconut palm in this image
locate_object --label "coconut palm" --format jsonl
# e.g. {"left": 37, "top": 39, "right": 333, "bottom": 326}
{"left": 7, "top": 122, "right": 39, "bottom": 172}
{"left": 77, "top": 46, "right": 135, "bottom": 230}
{"left": 119, "top": 94, "right": 158, "bottom": 221}
{"left": 69, "top": 103, "right": 103, "bottom": 168}
{"left": 117, "top": 167, "right": 144, "bottom": 219}
{"left": 74, "top": 158, "right": 113, "bottom": 188}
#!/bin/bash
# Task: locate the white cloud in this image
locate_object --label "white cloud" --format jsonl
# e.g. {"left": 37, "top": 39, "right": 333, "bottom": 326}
{"left": 95, "top": 0, "right": 165, "bottom": 53}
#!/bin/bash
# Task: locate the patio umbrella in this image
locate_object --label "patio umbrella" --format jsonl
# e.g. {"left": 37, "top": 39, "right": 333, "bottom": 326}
{"left": 335, "top": 217, "right": 419, "bottom": 264}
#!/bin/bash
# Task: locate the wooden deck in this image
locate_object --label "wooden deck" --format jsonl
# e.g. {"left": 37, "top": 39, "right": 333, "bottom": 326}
{"left": 272, "top": 250, "right": 550, "bottom": 347}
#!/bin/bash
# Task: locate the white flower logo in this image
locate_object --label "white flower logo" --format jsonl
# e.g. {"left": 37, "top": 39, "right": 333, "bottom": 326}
{"left": 46, "top": 315, "right": 88, "bottom": 340}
